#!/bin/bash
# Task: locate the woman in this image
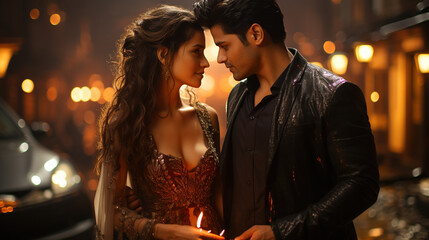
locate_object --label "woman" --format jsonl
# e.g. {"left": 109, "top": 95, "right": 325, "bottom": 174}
{"left": 94, "top": 5, "right": 223, "bottom": 240}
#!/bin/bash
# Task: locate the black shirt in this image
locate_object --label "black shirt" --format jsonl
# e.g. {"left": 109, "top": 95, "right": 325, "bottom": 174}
{"left": 229, "top": 66, "right": 289, "bottom": 237}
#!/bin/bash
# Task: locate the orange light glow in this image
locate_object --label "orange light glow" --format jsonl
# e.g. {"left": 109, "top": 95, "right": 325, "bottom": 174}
{"left": 103, "top": 87, "right": 115, "bottom": 102}
{"left": 368, "top": 228, "right": 383, "bottom": 237}
{"left": 370, "top": 91, "right": 380, "bottom": 103}
{"left": 219, "top": 229, "right": 225, "bottom": 236}
{"left": 30, "top": 8, "right": 40, "bottom": 20}
{"left": 46, "top": 86, "right": 57, "bottom": 101}
{"left": 329, "top": 53, "right": 348, "bottom": 75}
{"left": 197, "top": 211, "right": 203, "bottom": 228}
{"left": 90, "top": 87, "right": 101, "bottom": 102}
{"left": 1, "top": 208, "right": 7, "bottom": 213}
{"left": 22, "top": 79, "right": 34, "bottom": 93}
{"left": 323, "top": 41, "right": 336, "bottom": 54}
{"left": 0, "top": 43, "right": 21, "bottom": 78}
{"left": 197, "top": 75, "right": 215, "bottom": 98}
{"left": 81, "top": 86, "right": 91, "bottom": 102}
{"left": 50, "top": 14, "right": 61, "bottom": 26}
{"left": 417, "top": 54, "right": 429, "bottom": 73}
{"left": 355, "top": 44, "right": 374, "bottom": 62}
{"left": 71, "top": 87, "right": 82, "bottom": 102}
{"left": 0, "top": 201, "right": 4, "bottom": 208}
{"left": 87, "top": 179, "right": 98, "bottom": 191}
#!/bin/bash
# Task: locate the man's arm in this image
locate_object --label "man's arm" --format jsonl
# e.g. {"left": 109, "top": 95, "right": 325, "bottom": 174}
{"left": 271, "top": 82, "right": 379, "bottom": 239}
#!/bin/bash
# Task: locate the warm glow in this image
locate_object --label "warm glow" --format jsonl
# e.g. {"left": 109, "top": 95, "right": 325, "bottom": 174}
{"left": 323, "top": 41, "right": 336, "bottom": 54}
{"left": 310, "top": 62, "right": 323, "bottom": 68}
{"left": 198, "top": 75, "right": 215, "bottom": 97}
{"left": 0, "top": 43, "right": 20, "bottom": 78}
{"left": 219, "top": 230, "right": 225, "bottom": 236}
{"left": 388, "top": 53, "right": 406, "bottom": 153}
{"left": 22, "top": 79, "right": 34, "bottom": 93}
{"left": 0, "top": 48, "right": 13, "bottom": 78}
{"left": 355, "top": 44, "right": 374, "bottom": 62}
{"left": 368, "top": 228, "right": 383, "bottom": 237}
{"left": 71, "top": 87, "right": 82, "bottom": 102}
{"left": 46, "top": 86, "right": 57, "bottom": 101}
{"left": 52, "top": 170, "right": 67, "bottom": 188}
{"left": 90, "top": 87, "right": 101, "bottom": 102}
{"left": 330, "top": 54, "right": 348, "bottom": 75}
{"left": 197, "top": 211, "right": 203, "bottom": 228}
{"left": 370, "top": 91, "right": 380, "bottom": 103}
{"left": 204, "top": 45, "right": 219, "bottom": 62}
{"left": 50, "top": 13, "right": 61, "bottom": 25}
{"left": 331, "top": 0, "right": 342, "bottom": 3}
{"left": 81, "top": 86, "right": 91, "bottom": 102}
{"left": 417, "top": 54, "right": 429, "bottom": 73}
{"left": 30, "top": 8, "right": 40, "bottom": 20}
{"left": 103, "top": 87, "right": 115, "bottom": 102}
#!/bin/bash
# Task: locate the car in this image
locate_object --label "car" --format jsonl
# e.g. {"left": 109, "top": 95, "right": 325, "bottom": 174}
{"left": 0, "top": 100, "right": 94, "bottom": 239}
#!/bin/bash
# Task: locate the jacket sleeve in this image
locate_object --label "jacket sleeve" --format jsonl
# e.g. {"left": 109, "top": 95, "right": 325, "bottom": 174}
{"left": 271, "top": 82, "right": 379, "bottom": 239}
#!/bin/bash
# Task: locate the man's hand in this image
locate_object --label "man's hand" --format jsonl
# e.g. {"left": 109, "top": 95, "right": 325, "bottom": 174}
{"left": 125, "top": 186, "right": 142, "bottom": 213}
{"left": 234, "top": 225, "right": 275, "bottom": 240}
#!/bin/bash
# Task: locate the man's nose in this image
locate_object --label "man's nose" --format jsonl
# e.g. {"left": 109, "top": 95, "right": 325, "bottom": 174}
{"left": 217, "top": 50, "right": 226, "bottom": 64}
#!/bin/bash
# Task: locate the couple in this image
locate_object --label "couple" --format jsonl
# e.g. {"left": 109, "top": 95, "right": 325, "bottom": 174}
{"left": 94, "top": 0, "right": 380, "bottom": 239}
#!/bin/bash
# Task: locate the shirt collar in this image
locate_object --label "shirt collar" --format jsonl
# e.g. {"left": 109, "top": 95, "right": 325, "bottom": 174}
{"left": 246, "top": 65, "right": 290, "bottom": 96}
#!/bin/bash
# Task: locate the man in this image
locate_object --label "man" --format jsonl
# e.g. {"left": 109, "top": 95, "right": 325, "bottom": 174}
{"left": 193, "top": 0, "right": 380, "bottom": 239}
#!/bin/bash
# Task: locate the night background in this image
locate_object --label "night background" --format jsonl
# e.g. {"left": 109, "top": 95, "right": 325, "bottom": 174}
{"left": 1, "top": 0, "right": 429, "bottom": 239}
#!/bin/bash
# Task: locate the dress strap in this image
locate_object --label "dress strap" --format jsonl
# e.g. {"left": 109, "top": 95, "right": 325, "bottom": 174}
{"left": 194, "top": 102, "right": 219, "bottom": 163}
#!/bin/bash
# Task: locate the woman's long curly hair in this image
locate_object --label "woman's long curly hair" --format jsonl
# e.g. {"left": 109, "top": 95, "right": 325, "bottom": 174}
{"left": 96, "top": 5, "right": 203, "bottom": 174}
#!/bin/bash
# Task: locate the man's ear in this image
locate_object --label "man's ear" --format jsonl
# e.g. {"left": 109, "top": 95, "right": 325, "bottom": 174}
{"left": 157, "top": 47, "right": 168, "bottom": 65}
{"left": 246, "top": 23, "right": 264, "bottom": 45}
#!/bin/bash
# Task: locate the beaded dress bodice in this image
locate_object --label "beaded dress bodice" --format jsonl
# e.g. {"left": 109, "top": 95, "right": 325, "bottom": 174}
{"left": 129, "top": 103, "right": 221, "bottom": 233}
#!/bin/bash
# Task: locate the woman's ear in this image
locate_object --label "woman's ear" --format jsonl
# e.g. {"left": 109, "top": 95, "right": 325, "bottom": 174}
{"left": 157, "top": 47, "right": 168, "bottom": 65}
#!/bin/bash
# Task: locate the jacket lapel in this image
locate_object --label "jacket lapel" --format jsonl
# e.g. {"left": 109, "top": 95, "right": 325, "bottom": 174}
{"left": 266, "top": 49, "right": 307, "bottom": 177}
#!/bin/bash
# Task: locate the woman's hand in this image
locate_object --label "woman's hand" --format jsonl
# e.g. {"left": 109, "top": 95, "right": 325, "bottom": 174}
{"left": 155, "top": 224, "right": 225, "bottom": 240}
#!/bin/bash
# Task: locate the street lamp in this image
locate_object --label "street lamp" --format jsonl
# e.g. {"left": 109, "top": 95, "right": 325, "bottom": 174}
{"left": 416, "top": 53, "right": 429, "bottom": 73}
{"left": 355, "top": 44, "right": 374, "bottom": 63}
{"left": 329, "top": 53, "right": 348, "bottom": 75}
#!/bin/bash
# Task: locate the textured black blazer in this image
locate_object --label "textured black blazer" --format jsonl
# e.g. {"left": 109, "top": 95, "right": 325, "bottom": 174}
{"left": 220, "top": 49, "right": 379, "bottom": 240}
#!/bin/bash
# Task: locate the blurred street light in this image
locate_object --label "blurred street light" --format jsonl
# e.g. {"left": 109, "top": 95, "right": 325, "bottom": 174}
{"left": 22, "top": 79, "right": 34, "bottom": 93}
{"left": 355, "top": 44, "right": 374, "bottom": 62}
{"left": 416, "top": 53, "right": 429, "bottom": 73}
{"left": 329, "top": 53, "right": 348, "bottom": 75}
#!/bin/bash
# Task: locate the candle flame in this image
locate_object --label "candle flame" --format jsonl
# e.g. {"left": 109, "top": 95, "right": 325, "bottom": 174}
{"left": 220, "top": 229, "right": 225, "bottom": 236}
{"left": 197, "top": 211, "right": 203, "bottom": 228}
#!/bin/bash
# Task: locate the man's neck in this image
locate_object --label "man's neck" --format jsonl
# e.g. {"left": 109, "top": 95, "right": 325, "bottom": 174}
{"left": 255, "top": 45, "right": 292, "bottom": 92}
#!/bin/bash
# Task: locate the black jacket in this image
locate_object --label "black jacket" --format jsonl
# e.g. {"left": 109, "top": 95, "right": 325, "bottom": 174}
{"left": 220, "top": 49, "right": 379, "bottom": 239}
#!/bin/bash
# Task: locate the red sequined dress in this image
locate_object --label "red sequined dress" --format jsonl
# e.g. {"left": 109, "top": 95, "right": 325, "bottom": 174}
{"left": 129, "top": 103, "right": 221, "bottom": 233}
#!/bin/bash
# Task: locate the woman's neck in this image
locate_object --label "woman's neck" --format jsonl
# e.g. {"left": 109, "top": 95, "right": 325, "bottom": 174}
{"left": 156, "top": 78, "right": 183, "bottom": 115}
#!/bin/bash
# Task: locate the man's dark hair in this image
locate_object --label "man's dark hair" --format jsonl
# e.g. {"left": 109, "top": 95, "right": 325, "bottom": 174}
{"left": 193, "top": 0, "right": 286, "bottom": 44}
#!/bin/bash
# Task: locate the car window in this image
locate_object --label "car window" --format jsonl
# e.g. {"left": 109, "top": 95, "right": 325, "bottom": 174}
{"left": 0, "top": 107, "right": 24, "bottom": 139}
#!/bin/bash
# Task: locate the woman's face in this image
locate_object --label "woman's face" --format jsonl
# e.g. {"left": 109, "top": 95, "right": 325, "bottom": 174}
{"left": 170, "top": 30, "right": 209, "bottom": 88}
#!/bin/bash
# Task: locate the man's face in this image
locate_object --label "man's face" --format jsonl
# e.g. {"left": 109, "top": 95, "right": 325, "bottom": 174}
{"left": 210, "top": 24, "right": 258, "bottom": 80}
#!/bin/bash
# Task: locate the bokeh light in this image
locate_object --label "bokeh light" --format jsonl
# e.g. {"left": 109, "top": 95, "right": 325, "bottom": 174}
{"left": 329, "top": 53, "right": 348, "bottom": 75}
{"left": 46, "top": 86, "right": 57, "bottom": 101}
{"left": 80, "top": 86, "right": 91, "bottom": 102}
{"left": 323, "top": 41, "right": 336, "bottom": 54}
{"left": 71, "top": 87, "right": 82, "bottom": 102}
{"left": 29, "top": 9, "right": 40, "bottom": 20}
{"left": 371, "top": 91, "right": 380, "bottom": 103}
{"left": 22, "top": 79, "right": 34, "bottom": 93}
{"left": 50, "top": 14, "right": 61, "bottom": 26}
{"left": 90, "top": 87, "right": 101, "bottom": 102}
{"left": 103, "top": 87, "right": 115, "bottom": 102}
